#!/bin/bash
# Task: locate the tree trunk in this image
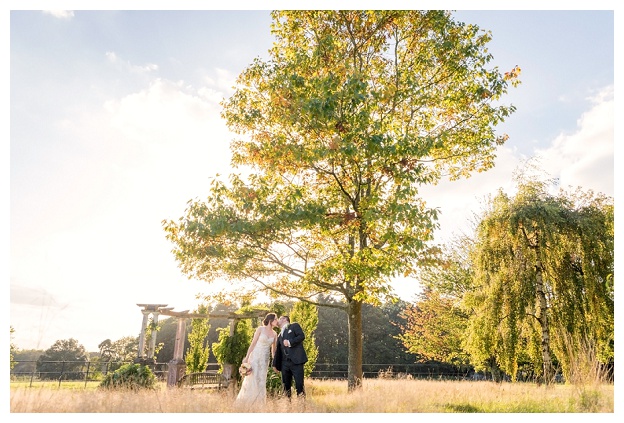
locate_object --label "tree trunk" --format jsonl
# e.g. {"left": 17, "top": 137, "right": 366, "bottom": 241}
{"left": 487, "top": 356, "right": 503, "bottom": 382}
{"left": 535, "top": 259, "right": 554, "bottom": 384}
{"left": 347, "top": 299, "right": 363, "bottom": 391}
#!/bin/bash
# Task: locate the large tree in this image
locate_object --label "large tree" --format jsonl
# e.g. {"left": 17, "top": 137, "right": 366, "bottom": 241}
{"left": 164, "top": 10, "right": 519, "bottom": 390}
{"left": 465, "top": 177, "right": 614, "bottom": 383}
{"left": 36, "top": 338, "right": 89, "bottom": 380}
{"left": 98, "top": 336, "right": 139, "bottom": 363}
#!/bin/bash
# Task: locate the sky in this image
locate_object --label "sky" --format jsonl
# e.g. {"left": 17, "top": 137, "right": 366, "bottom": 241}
{"left": 5, "top": 2, "right": 618, "bottom": 355}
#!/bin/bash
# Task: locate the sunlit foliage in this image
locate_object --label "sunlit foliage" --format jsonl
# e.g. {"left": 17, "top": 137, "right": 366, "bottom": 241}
{"left": 164, "top": 11, "right": 518, "bottom": 389}
{"left": 465, "top": 175, "right": 613, "bottom": 383}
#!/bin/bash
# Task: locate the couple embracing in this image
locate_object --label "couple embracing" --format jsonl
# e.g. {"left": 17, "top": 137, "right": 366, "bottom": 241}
{"left": 235, "top": 313, "right": 308, "bottom": 406}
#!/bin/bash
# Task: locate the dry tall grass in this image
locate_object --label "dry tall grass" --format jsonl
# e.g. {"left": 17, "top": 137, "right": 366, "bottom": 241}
{"left": 10, "top": 378, "right": 613, "bottom": 413}
{"left": 559, "top": 330, "right": 612, "bottom": 386}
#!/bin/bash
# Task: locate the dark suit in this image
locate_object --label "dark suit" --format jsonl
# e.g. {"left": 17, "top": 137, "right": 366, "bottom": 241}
{"left": 272, "top": 322, "right": 308, "bottom": 397}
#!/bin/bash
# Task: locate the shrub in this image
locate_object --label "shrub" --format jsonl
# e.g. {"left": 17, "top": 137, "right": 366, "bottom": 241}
{"left": 99, "top": 363, "right": 156, "bottom": 390}
{"left": 266, "top": 367, "right": 283, "bottom": 396}
{"left": 212, "top": 319, "right": 252, "bottom": 381}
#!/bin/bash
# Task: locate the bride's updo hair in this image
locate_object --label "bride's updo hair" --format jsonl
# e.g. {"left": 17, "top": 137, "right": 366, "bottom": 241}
{"left": 263, "top": 313, "right": 277, "bottom": 326}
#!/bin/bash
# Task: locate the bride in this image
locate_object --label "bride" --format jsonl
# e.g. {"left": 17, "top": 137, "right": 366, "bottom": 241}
{"left": 235, "top": 312, "right": 278, "bottom": 406}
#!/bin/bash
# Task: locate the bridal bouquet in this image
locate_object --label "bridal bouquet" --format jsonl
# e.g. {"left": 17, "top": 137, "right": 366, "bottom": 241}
{"left": 239, "top": 362, "right": 252, "bottom": 377}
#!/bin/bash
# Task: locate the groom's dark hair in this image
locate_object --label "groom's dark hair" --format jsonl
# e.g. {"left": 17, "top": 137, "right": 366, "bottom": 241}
{"left": 282, "top": 315, "right": 290, "bottom": 323}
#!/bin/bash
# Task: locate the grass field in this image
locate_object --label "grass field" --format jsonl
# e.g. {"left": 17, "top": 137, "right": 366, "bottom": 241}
{"left": 9, "top": 378, "right": 614, "bottom": 413}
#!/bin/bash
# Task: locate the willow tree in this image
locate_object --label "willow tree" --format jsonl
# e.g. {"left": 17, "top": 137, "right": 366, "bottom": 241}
{"left": 164, "top": 10, "right": 519, "bottom": 390}
{"left": 465, "top": 179, "right": 614, "bottom": 383}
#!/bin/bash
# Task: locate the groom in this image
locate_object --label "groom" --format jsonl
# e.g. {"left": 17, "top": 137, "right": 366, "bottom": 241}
{"left": 272, "top": 315, "right": 308, "bottom": 398}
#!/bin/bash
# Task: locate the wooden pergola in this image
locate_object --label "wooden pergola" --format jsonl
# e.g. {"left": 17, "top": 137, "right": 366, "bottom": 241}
{"left": 136, "top": 304, "right": 267, "bottom": 387}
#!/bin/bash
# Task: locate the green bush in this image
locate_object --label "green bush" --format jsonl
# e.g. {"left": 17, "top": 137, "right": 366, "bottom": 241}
{"left": 212, "top": 319, "right": 252, "bottom": 381}
{"left": 266, "top": 367, "right": 283, "bottom": 396}
{"left": 290, "top": 301, "right": 319, "bottom": 378}
{"left": 99, "top": 363, "right": 156, "bottom": 390}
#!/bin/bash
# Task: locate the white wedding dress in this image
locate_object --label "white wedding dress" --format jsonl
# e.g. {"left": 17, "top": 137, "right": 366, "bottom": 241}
{"left": 235, "top": 331, "right": 274, "bottom": 406}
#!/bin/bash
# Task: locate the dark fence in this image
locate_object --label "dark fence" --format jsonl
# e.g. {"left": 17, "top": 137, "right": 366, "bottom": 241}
{"left": 10, "top": 360, "right": 170, "bottom": 388}
{"left": 310, "top": 362, "right": 478, "bottom": 380}
{"left": 10, "top": 360, "right": 485, "bottom": 387}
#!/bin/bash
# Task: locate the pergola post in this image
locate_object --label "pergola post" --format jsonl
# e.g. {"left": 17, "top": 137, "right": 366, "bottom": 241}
{"left": 167, "top": 317, "right": 188, "bottom": 387}
{"left": 137, "top": 310, "right": 150, "bottom": 359}
{"left": 147, "top": 310, "right": 162, "bottom": 359}
{"left": 219, "top": 317, "right": 238, "bottom": 383}
{"left": 135, "top": 304, "right": 168, "bottom": 363}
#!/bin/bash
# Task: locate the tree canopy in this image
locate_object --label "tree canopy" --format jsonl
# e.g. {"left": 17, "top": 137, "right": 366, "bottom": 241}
{"left": 36, "top": 338, "right": 88, "bottom": 380}
{"left": 164, "top": 10, "right": 519, "bottom": 389}
{"left": 464, "top": 177, "right": 613, "bottom": 383}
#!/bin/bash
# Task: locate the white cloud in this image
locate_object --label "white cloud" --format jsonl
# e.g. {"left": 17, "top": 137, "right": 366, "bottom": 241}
{"left": 536, "top": 85, "right": 614, "bottom": 197}
{"left": 198, "top": 87, "right": 226, "bottom": 104}
{"left": 106, "top": 51, "right": 158, "bottom": 75}
{"left": 203, "top": 67, "right": 237, "bottom": 96}
{"left": 42, "top": 10, "right": 74, "bottom": 20}
{"left": 105, "top": 78, "right": 224, "bottom": 144}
